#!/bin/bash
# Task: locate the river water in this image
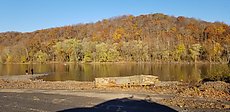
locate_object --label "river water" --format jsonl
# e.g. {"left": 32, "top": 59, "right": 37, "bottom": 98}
{"left": 0, "top": 63, "right": 229, "bottom": 82}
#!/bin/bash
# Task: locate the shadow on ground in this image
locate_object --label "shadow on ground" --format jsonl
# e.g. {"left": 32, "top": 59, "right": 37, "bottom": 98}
{"left": 58, "top": 98, "right": 177, "bottom": 112}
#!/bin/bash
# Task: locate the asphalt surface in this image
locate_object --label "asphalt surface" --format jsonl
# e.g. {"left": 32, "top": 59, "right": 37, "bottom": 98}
{"left": 1, "top": 90, "right": 228, "bottom": 112}
{"left": 0, "top": 90, "right": 177, "bottom": 112}
{"left": 0, "top": 92, "right": 102, "bottom": 112}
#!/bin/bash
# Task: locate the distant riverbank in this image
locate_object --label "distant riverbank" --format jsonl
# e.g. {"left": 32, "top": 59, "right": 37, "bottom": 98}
{"left": 1, "top": 60, "right": 229, "bottom": 65}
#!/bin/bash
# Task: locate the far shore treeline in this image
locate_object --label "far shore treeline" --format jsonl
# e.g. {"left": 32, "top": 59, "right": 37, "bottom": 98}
{"left": 0, "top": 13, "right": 230, "bottom": 64}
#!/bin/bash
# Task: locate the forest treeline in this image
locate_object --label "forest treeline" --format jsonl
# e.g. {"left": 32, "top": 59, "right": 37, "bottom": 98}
{"left": 0, "top": 13, "right": 230, "bottom": 63}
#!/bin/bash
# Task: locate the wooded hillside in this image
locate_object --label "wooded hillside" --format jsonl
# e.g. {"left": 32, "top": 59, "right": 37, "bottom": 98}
{"left": 0, "top": 13, "right": 230, "bottom": 63}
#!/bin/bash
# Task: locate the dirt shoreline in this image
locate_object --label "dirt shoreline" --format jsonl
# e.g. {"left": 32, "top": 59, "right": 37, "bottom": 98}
{"left": 1, "top": 61, "right": 228, "bottom": 65}
{"left": 0, "top": 79, "right": 229, "bottom": 111}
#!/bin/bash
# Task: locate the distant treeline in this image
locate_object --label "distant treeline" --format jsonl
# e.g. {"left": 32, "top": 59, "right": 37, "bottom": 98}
{"left": 0, "top": 13, "right": 230, "bottom": 63}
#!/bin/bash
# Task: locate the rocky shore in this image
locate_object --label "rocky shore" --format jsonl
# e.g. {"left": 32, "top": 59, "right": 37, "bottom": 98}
{"left": 0, "top": 78, "right": 229, "bottom": 111}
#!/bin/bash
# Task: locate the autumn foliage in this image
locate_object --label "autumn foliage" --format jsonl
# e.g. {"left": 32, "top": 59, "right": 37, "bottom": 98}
{"left": 0, "top": 13, "right": 230, "bottom": 63}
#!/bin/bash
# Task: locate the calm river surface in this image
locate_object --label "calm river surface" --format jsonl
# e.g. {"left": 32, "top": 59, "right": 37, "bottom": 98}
{"left": 0, "top": 63, "right": 229, "bottom": 82}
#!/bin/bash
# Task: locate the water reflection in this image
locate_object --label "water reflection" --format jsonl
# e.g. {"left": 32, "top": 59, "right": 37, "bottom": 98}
{"left": 0, "top": 63, "right": 229, "bottom": 82}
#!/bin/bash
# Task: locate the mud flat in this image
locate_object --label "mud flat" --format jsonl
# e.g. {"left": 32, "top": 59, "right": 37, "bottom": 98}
{"left": 0, "top": 74, "right": 48, "bottom": 81}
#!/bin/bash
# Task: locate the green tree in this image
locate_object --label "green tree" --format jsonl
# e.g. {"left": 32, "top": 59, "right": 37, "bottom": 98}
{"left": 83, "top": 51, "right": 93, "bottom": 62}
{"left": 63, "top": 39, "right": 78, "bottom": 61}
{"left": 130, "top": 40, "right": 149, "bottom": 61}
{"left": 174, "top": 43, "right": 186, "bottom": 61}
{"left": 95, "top": 42, "right": 120, "bottom": 62}
{"left": 96, "top": 42, "right": 108, "bottom": 62}
{"left": 82, "top": 41, "right": 96, "bottom": 62}
{"left": 20, "top": 55, "right": 27, "bottom": 63}
{"left": 1, "top": 47, "right": 14, "bottom": 63}
{"left": 6, "top": 54, "right": 13, "bottom": 63}
{"left": 189, "top": 44, "right": 202, "bottom": 62}
{"left": 53, "top": 41, "right": 66, "bottom": 61}
{"left": 107, "top": 43, "right": 120, "bottom": 62}
{"left": 213, "top": 42, "right": 223, "bottom": 62}
{"left": 35, "top": 50, "right": 48, "bottom": 63}
{"left": 53, "top": 39, "right": 80, "bottom": 62}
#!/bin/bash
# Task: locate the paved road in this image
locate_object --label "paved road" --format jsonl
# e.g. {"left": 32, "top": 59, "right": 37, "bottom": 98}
{"left": 0, "top": 89, "right": 177, "bottom": 112}
{"left": 0, "top": 92, "right": 103, "bottom": 112}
